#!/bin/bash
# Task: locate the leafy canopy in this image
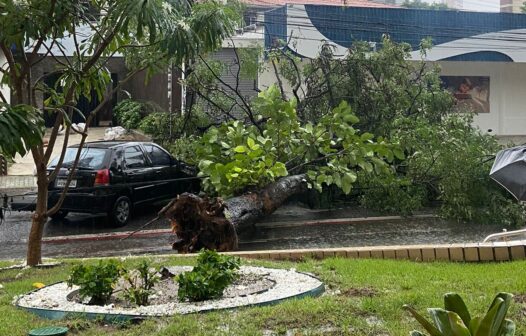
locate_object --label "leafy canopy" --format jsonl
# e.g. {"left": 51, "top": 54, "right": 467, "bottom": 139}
{"left": 0, "top": 0, "right": 241, "bottom": 158}
{"left": 0, "top": 104, "right": 44, "bottom": 157}
{"left": 196, "top": 85, "right": 402, "bottom": 197}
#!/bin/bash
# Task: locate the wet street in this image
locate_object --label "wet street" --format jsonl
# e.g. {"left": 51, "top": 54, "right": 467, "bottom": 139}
{"left": 0, "top": 204, "right": 508, "bottom": 260}
{"left": 0, "top": 205, "right": 175, "bottom": 260}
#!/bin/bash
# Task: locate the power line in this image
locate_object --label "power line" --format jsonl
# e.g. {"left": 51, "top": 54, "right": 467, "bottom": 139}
{"left": 266, "top": 6, "right": 526, "bottom": 37}
{"left": 258, "top": 8, "right": 526, "bottom": 50}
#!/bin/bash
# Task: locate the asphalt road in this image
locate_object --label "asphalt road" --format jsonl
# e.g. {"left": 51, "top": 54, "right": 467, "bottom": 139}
{"left": 0, "top": 203, "right": 506, "bottom": 261}
{"left": 0, "top": 203, "right": 392, "bottom": 260}
{"left": 0, "top": 204, "right": 176, "bottom": 260}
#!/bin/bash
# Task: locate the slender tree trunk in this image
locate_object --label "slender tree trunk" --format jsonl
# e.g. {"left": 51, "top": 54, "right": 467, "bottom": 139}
{"left": 163, "top": 174, "right": 307, "bottom": 253}
{"left": 26, "top": 164, "right": 48, "bottom": 266}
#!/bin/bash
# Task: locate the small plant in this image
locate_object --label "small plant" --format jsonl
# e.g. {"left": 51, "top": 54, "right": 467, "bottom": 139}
{"left": 114, "top": 99, "right": 143, "bottom": 130}
{"left": 404, "top": 292, "right": 516, "bottom": 336}
{"left": 67, "top": 260, "right": 124, "bottom": 305}
{"left": 176, "top": 249, "right": 240, "bottom": 302}
{"left": 122, "top": 260, "right": 160, "bottom": 306}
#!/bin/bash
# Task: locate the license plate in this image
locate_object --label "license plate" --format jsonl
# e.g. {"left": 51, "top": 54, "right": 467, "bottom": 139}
{"left": 56, "top": 179, "right": 76, "bottom": 188}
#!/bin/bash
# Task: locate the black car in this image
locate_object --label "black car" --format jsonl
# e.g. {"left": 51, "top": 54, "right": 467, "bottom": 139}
{"left": 42, "top": 141, "right": 198, "bottom": 226}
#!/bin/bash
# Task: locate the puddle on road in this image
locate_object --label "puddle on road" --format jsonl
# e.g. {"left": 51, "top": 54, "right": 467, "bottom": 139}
{"left": 238, "top": 217, "right": 504, "bottom": 251}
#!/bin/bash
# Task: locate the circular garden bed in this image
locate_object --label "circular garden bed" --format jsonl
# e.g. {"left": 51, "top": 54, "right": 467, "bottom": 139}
{"left": 14, "top": 266, "right": 324, "bottom": 321}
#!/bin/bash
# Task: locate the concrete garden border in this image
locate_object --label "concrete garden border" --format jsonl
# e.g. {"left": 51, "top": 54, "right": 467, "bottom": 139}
{"left": 14, "top": 266, "right": 324, "bottom": 322}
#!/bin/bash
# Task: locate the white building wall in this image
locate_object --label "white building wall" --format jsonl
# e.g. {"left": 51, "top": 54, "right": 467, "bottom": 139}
{"left": 0, "top": 51, "right": 9, "bottom": 104}
{"left": 438, "top": 61, "right": 526, "bottom": 138}
{"left": 259, "top": 59, "right": 526, "bottom": 140}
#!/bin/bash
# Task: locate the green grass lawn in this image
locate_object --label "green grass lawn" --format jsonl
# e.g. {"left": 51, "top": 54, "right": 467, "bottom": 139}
{"left": 0, "top": 257, "right": 525, "bottom": 336}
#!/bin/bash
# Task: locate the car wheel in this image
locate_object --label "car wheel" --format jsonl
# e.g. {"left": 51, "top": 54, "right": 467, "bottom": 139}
{"left": 49, "top": 210, "right": 69, "bottom": 221}
{"left": 109, "top": 196, "right": 131, "bottom": 227}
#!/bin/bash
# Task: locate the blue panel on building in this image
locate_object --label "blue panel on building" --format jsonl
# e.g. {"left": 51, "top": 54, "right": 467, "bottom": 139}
{"left": 264, "top": 5, "right": 526, "bottom": 62}
{"left": 441, "top": 51, "right": 514, "bottom": 62}
{"left": 303, "top": 6, "right": 526, "bottom": 50}
{"left": 265, "top": 6, "right": 287, "bottom": 48}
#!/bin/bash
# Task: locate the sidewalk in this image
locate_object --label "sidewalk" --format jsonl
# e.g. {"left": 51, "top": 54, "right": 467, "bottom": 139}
{"left": 7, "top": 127, "right": 107, "bottom": 176}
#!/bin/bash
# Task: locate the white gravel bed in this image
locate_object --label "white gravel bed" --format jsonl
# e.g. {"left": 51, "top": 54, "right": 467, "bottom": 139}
{"left": 14, "top": 266, "right": 323, "bottom": 317}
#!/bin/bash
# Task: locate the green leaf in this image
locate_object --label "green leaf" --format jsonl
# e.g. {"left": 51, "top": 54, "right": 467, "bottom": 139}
{"left": 341, "top": 172, "right": 356, "bottom": 194}
{"left": 428, "top": 308, "right": 454, "bottom": 335}
{"left": 272, "top": 162, "right": 288, "bottom": 177}
{"left": 410, "top": 332, "right": 426, "bottom": 336}
{"left": 444, "top": 293, "right": 472, "bottom": 328}
{"left": 343, "top": 113, "right": 359, "bottom": 124}
{"left": 475, "top": 298, "right": 504, "bottom": 336}
{"left": 487, "top": 293, "right": 513, "bottom": 336}
{"left": 447, "top": 311, "right": 471, "bottom": 336}
{"left": 247, "top": 137, "right": 257, "bottom": 150}
{"left": 469, "top": 316, "right": 483, "bottom": 335}
{"left": 360, "top": 132, "right": 374, "bottom": 141}
{"left": 403, "top": 305, "right": 442, "bottom": 336}
{"left": 499, "top": 319, "right": 515, "bottom": 336}
{"left": 233, "top": 145, "right": 246, "bottom": 153}
{"left": 393, "top": 147, "right": 405, "bottom": 160}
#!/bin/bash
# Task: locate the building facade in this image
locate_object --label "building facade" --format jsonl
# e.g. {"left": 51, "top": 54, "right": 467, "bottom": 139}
{"left": 372, "top": 0, "right": 463, "bottom": 8}
{"left": 501, "top": 0, "right": 523, "bottom": 13}
{"left": 445, "top": 0, "right": 463, "bottom": 9}
{"left": 263, "top": 5, "right": 526, "bottom": 139}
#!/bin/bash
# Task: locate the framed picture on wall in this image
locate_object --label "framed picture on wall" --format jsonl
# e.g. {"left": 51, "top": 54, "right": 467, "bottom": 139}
{"left": 440, "top": 76, "right": 490, "bottom": 114}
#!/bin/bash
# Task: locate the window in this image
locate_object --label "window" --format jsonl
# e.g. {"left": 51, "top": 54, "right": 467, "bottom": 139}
{"left": 124, "top": 146, "right": 146, "bottom": 169}
{"left": 144, "top": 144, "right": 171, "bottom": 166}
{"left": 48, "top": 148, "right": 107, "bottom": 170}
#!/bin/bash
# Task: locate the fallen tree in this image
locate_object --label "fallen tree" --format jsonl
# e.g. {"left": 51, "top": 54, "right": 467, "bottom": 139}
{"left": 163, "top": 174, "right": 307, "bottom": 253}
{"left": 158, "top": 86, "right": 401, "bottom": 253}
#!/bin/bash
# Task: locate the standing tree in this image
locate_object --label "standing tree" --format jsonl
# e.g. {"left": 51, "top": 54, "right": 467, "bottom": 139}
{"left": 0, "top": 0, "right": 239, "bottom": 266}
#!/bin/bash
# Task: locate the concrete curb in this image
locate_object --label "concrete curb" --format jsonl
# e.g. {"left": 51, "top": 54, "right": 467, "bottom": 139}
{"left": 41, "top": 242, "right": 526, "bottom": 264}
{"left": 42, "top": 229, "right": 172, "bottom": 244}
{"left": 225, "top": 241, "right": 526, "bottom": 263}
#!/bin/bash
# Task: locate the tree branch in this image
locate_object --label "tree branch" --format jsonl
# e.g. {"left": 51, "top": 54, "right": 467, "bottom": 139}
{"left": 198, "top": 55, "right": 263, "bottom": 135}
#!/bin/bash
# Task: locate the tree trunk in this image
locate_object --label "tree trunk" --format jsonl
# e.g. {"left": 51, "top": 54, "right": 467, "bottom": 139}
{"left": 162, "top": 174, "right": 307, "bottom": 253}
{"left": 26, "top": 164, "right": 48, "bottom": 266}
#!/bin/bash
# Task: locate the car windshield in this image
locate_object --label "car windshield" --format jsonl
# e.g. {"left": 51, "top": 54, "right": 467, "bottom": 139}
{"left": 48, "top": 148, "right": 107, "bottom": 170}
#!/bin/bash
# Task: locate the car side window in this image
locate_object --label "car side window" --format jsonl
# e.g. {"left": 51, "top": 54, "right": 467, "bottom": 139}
{"left": 110, "top": 150, "right": 124, "bottom": 171}
{"left": 144, "top": 144, "right": 171, "bottom": 166}
{"left": 124, "top": 146, "right": 146, "bottom": 169}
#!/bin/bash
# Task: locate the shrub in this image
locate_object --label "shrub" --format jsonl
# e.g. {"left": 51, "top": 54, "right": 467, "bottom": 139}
{"left": 358, "top": 114, "right": 526, "bottom": 227}
{"left": 114, "top": 99, "right": 143, "bottom": 130}
{"left": 139, "top": 108, "right": 210, "bottom": 143}
{"left": 166, "top": 136, "right": 198, "bottom": 165}
{"left": 67, "top": 259, "right": 124, "bottom": 305}
{"left": 404, "top": 292, "right": 516, "bottom": 336}
{"left": 138, "top": 111, "right": 170, "bottom": 139}
{"left": 358, "top": 171, "right": 428, "bottom": 216}
{"left": 122, "top": 260, "right": 160, "bottom": 306}
{"left": 176, "top": 249, "right": 240, "bottom": 302}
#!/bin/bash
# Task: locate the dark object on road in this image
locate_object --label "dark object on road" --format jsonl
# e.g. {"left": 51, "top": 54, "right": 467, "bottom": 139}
{"left": 163, "top": 174, "right": 307, "bottom": 253}
{"left": 13, "top": 141, "right": 199, "bottom": 227}
{"left": 490, "top": 146, "right": 526, "bottom": 201}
